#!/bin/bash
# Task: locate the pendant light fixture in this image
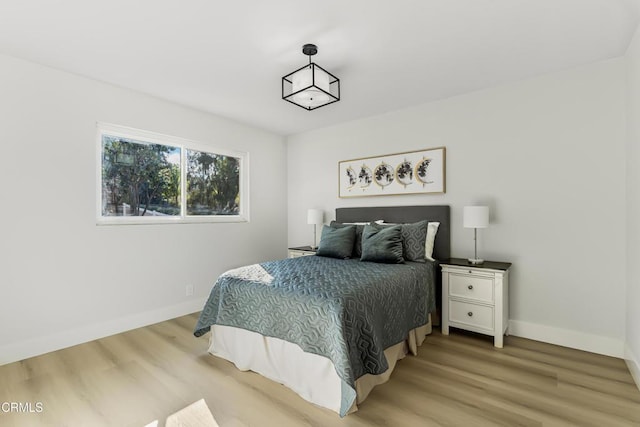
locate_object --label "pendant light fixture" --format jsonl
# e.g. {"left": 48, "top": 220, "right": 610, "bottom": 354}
{"left": 282, "top": 44, "right": 340, "bottom": 110}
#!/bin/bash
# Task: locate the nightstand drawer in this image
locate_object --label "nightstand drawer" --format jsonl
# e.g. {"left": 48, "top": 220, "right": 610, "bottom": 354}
{"left": 449, "top": 274, "right": 494, "bottom": 303}
{"left": 449, "top": 300, "right": 494, "bottom": 331}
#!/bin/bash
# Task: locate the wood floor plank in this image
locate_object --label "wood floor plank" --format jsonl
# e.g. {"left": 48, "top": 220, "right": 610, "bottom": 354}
{"left": 0, "top": 314, "right": 639, "bottom": 426}
{"left": 407, "top": 358, "right": 631, "bottom": 427}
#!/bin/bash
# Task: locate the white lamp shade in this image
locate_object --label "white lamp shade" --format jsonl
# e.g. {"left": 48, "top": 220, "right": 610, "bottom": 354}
{"left": 292, "top": 65, "right": 330, "bottom": 92}
{"left": 292, "top": 65, "right": 331, "bottom": 108}
{"left": 463, "top": 206, "right": 489, "bottom": 228}
{"left": 307, "top": 209, "right": 323, "bottom": 225}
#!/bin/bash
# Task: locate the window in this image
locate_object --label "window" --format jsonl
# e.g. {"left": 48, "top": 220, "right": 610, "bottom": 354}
{"left": 97, "top": 123, "right": 248, "bottom": 224}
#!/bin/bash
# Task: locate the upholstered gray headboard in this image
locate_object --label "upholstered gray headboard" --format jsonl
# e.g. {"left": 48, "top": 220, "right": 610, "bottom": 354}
{"left": 335, "top": 205, "right": 450, "bottom": 261}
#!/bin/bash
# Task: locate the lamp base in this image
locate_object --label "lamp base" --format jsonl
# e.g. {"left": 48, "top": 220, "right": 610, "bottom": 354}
{"left": 468, "top": 258, "right": 484, "bottom": 265}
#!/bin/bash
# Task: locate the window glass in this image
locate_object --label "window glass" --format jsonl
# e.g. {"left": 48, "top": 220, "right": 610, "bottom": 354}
{"left": 97, "top": 124, "right": 248, "bottom": 224}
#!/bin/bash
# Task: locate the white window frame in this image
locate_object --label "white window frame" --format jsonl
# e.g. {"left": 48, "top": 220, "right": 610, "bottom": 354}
{"left": 96, "top": 122, "right": 249, "bottom": 225}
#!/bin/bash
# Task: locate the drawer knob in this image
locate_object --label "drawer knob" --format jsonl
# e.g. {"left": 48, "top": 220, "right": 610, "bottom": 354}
{"left": 468, "top": 270, "right": 472, "bottom": 274}
{"left": 467, "top": 312, "right": 473, "bottom": 317}
{"left": 468, "top": 285, "right": 474, "bottom": 290}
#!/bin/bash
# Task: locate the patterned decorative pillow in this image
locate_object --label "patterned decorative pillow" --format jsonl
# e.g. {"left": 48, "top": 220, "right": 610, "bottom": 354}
{"left": 372, "top": 220, "right": 428, "bottom": 262}
{"left": 316, "top": 225, "right": 357, "bottom": 259}
{"left": 361, "top": 224, "right": 404, "bottom": 264}
{"left": 399, "top": 220, "right": 428, "bottom": 262}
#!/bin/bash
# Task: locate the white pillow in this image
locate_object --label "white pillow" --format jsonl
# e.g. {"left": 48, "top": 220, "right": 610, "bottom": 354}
{"left": 344, "top": 220, "right": 381, "bottom": 225}
{"left": 425, "top": 222, "right": 440, "bottom": 261}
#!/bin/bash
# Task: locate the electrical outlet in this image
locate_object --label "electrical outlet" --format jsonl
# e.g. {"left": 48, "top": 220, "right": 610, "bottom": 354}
{"left": 186, "top": 284, "right": 194, "bottom": 296}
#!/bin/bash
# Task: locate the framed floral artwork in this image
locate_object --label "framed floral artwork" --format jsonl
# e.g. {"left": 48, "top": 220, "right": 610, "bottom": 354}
{"left": 338, "top": 147, "right": 446, "bottom": 198}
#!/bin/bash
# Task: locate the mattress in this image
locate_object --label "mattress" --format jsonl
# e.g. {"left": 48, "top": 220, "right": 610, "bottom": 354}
{"left": 208, "top": 319, "right": 431, "bottom": 414}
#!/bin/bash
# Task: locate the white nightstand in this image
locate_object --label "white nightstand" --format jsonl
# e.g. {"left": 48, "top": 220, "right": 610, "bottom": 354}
{"left": 288, "top": 246, "right": 317, "bottom": 258}
{"left": 441, "top": 258, "right": 512, "bottom": 348}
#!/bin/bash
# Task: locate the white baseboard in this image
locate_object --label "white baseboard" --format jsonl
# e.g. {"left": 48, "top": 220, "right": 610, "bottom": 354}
{"left": 625, "top": 343, "right": 640, "bottom": 391}
{"left": 2, "top": 309, "right": 629, "bottom": 369}
{"left": 508, "top": 320, "right": 624, "bottom": 358}
{"left": 0, "top": 297, "right": 208, "bottom": 366}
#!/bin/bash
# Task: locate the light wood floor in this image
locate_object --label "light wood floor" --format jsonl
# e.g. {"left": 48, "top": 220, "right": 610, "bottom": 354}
{"left": 1, "top": 313, "right": 639, "bottom": 427}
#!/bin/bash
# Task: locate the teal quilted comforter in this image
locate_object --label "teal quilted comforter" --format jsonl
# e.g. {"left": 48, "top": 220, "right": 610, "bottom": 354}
{"left": 194, "top": 255, "right": 436, "bottom": 415}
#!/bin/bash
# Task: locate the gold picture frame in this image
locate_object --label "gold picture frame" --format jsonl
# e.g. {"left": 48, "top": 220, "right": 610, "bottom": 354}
{"left": 338, "top": 147, "right": 446, "bottom": 198}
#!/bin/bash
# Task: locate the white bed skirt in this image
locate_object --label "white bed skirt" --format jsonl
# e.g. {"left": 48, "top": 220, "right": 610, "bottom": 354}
{"left": 208, "top": 315, "right": 431, "bottom": 415}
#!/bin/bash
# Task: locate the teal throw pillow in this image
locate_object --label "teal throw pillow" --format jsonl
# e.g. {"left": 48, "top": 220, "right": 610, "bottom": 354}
{"left": 316, "top": 225, "right": 357, "bottom": 259}
{"left": 361, "top": 224, "right": 404, "bottom": 264}
{"left": 373, "top": 220, "right": 427, "bottom": 262}
{"left": 329, "top": 221, "right": 367, "bottom": 258}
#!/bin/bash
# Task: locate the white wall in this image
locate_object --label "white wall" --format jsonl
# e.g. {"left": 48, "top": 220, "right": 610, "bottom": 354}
{"left": 0, "top": 54, "right": 287, "bottom": 365}
{"left": 626, "top": 25, "right": 640, "bottom": 388}
{"left": 288, "top": 59, "right": 627, "bottom": 357}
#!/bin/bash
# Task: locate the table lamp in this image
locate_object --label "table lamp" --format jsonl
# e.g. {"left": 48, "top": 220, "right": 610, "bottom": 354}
{"left": 463, "top": 206, "right": 489, "bottom": 264}
{"left": 307, "top": 209, "right": 323, "bottom": 249}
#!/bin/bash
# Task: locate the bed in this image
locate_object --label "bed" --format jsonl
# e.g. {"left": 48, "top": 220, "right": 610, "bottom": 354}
{"left": 194, "top": 205, "right": 450, "bottom": 416}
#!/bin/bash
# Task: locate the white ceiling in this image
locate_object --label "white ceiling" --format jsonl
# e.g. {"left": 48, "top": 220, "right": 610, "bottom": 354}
{"left": 0, "top": 0, "right": 638, "bottom": 136}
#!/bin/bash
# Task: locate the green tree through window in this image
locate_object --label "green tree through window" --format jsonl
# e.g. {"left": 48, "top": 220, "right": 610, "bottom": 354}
{"left": 186, "top": 150, "right": 240, "bottom": 215}
{"left": 98, "top": 124, "right": 247, "bottom": 224}
{"left": 102, "top": 136, "right": 181, "bottom": 217}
